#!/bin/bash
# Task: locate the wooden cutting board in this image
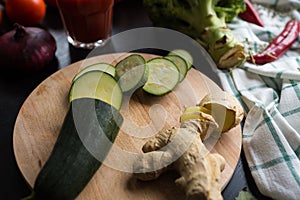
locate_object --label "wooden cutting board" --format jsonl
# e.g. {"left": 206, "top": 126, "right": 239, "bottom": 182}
{"left": 13, "top": 53, "right": 242, "bottom": 200}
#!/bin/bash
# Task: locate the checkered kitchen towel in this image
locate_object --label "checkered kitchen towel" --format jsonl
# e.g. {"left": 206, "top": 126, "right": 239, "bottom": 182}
{"left": 216, "top": 1, "right": 300, "bottom": 199}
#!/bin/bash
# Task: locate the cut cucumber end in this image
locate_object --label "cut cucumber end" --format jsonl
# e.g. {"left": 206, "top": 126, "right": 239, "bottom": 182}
{"left": 168, "top": 49, "right": 193, "bottom": 70}
{"left": 143, "top": 58, "right": 180, "bottom": 96}
{"left": 73, "top": 63, "right": 116, "bottom": 82}
{"left": 69, "top": 71, "right": 123, "bottom": 110}
{"left": 115, "top": 54, "right": 147, "bottom": 93}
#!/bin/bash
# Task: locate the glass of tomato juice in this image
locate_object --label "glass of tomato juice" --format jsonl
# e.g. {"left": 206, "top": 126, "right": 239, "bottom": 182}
{"left": 57, "top": 0, "right": 114, "bottom": 49}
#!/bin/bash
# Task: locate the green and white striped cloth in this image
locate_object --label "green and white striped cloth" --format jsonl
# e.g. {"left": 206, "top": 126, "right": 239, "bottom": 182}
{"left": 216, "top": 1, "right": 300, "bottom": 199}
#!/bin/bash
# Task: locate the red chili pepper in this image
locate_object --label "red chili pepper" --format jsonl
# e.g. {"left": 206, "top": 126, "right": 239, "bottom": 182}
{"left": 239, "top": 0, "right": 264, "bottom": 27}
{"left": 248, "top": 20, "right": 300, "bottom": 65}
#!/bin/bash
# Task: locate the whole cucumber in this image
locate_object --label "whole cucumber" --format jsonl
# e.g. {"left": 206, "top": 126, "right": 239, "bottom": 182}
{"left": 23, "top": 98, "right": 123, "bottom": 200}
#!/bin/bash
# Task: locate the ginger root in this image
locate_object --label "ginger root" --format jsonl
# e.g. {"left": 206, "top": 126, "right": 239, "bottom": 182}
{"left": 180, "top": 106, "right": 219, "bottom": 141}
{"left": 198, "top": 91, "right": 244, "bottom": 132}
{"left": 133, "top": 92, "right": 244, "bottom": 200}
{"left": 133, "top": 119, "right": 225, "bottom": 200}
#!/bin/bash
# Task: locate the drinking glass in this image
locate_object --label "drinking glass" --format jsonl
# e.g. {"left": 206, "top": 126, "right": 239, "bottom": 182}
{"left": 57, "top": 0, "right": 114, "bottom": 49}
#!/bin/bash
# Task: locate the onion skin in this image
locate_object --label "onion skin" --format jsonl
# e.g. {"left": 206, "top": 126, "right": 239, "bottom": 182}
{"left": 0, "top": 24, "right": 57, "bottom": 72}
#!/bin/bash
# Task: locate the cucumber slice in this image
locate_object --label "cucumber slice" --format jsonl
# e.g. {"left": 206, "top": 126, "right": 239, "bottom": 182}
{"left": 168, "top": 49, "right": 193, "bottom": 70}
{"left": 69, "top": 71, "right": 123, "bottom": 110}
{"left": 115, "top": 54, "right": 147, "bottom": 93}
{"left": 164, "top": 55, "right": 188, "bottom": 82}
{"left": 73, "top": 63, "right": 116, "bottom": 82}
{"left": 143, "top": 58, "right": 180, "bottom": 96}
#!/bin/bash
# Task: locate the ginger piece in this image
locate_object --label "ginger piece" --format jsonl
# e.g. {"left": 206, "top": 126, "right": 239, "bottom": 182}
{"left": 133, "top": 119, "right": 225, "bottom": 200}
{"left": 133, "top": 93, "right": 244, "bottom": 199}
{"left": 180, "top": 106, "right": 219, "bottom": 141}
{"left": 198, "top": 91, "right": 244, "bottom": 132}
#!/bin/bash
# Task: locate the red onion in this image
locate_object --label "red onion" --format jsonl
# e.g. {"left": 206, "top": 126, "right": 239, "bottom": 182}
{"left": 0, "top": 23, "right": 57, "bottom": 72}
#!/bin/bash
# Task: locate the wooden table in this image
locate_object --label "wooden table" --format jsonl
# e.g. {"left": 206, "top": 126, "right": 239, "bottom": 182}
{"left": 0, "top": 1, "right": 271, "bottom": 199}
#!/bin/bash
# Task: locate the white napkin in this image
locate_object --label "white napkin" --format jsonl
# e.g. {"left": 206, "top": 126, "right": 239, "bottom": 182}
{"left": 216, "top": 1, "right": 300, "bottom": 199}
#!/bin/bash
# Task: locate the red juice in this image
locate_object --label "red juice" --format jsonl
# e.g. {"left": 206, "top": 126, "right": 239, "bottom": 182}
{"left": 57, "top": 0, "right": 114, "bottom": 47}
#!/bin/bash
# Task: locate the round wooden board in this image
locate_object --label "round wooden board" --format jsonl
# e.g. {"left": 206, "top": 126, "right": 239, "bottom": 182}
{"left": 13, "top": 53, "right": 242, "bottom": 200}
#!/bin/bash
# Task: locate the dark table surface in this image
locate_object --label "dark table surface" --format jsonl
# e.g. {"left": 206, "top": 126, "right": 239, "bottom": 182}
{"left": 0, "top": 1, "right": 272, "bottom": 199}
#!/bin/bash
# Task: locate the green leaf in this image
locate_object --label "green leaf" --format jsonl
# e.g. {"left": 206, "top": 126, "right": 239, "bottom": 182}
{"left": 235, "top": 190, "right": 257, "bottom": 200}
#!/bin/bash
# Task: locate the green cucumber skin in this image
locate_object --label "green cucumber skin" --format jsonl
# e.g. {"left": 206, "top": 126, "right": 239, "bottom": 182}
{"left": 29, "top": 98, "right": 123, "bottom": 200}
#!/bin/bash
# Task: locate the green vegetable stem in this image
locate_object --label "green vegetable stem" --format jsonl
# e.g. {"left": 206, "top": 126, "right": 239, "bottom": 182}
{"left": 143, "top": 0, "right": 247, "bottom": 69}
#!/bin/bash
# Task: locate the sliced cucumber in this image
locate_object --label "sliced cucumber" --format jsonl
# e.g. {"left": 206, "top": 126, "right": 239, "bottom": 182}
{"left": 168, "top": 49, "right": 193, "bottom": 70}
{"left": 73, "top": 63, "right": 116, "bottom": 82}
{"left": 115, "top": 54, "right": 147, "bottom": 93}
{"left": 142, "top": 58, "right": 180, "bottom": 96}
{"left": 69, "top": 71, "right": 123, "bottom": 110}
{"left": 164, "top": 55, "right": 188, "bottom": 82}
